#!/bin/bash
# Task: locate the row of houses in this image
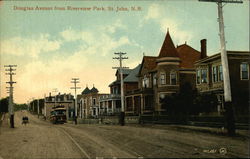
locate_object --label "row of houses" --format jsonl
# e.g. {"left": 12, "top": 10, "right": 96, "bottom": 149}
{"left": 38, "top": 31, "right": 249, "bottom": 119}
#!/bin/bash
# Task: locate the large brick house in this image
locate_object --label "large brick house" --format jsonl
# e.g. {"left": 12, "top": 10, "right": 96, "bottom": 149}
{"left": 195, "top": 50, "right": 250, "bottom": 115}
{"left": 125, "top": 31, "right": 203, "bottom": 115}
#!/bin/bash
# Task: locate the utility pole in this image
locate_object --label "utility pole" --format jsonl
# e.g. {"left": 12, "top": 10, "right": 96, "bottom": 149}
{"left": 4, "top": 65, "right": 17, "bottom": 128}
{"left": 53, "top": 88, "right": 58, "bottom": 107}
{"left": 44, "top": 94, "right": 47, "bottom": 120}
{"left": 113, "top": 52, "right": 128, "bottom": 126}
{"left": 199, "top": 0, "right": 243, "bottom": 136}
{"left": 70, "top": 78, "right": 81, "bottom": 124}
{"left": 37, "top": 99, "right": 40, "bottom": 118}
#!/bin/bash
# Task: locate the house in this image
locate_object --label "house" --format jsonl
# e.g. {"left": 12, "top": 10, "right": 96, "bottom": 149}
{"left": 99, "top": 64, "right": 141, "bottom": 116}
{"left": 125, "top": 31, "right": 203, "bottom": 115}
{"left": 195, "top": 50, "right": 250, "bottom": 115}
{"left": 43, "top": 93, "right": 74, "bottom": 119}
{"left": 79, "top": 86, "right": 108, "bottom": 118}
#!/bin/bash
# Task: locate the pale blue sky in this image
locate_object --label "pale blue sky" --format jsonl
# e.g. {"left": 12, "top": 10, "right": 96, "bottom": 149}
{"left": 0, "top": 0, "right": 249, "bottom": 103}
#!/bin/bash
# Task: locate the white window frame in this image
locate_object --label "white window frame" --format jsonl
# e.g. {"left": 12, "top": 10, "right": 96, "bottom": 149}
{"left": 170, "top": 71, "right": 177, "bottom": 85}
{"left": 240, "top": 63, "right": 249, "bottom": 80}
{"left": 212, "top": 66, "right": 217, "bottom": 83}
{"left": 160, "top": 73, "right": 166, "bottom": 85}
{"left": 218, "top": 65, "right": 223, "bottom": 81}
{"left": 201, "top": 68, "right": 208, "bottom": 83}
{"left": 196, "top": 69, "right": 201, "bottom": 84}
{"left": 153, "top": 74, "right": 157, "bottom": 86}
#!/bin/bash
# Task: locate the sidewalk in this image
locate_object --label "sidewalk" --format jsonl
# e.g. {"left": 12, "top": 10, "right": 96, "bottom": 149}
{"left": 141, "top": 124, "right": 250, "bottom": 138}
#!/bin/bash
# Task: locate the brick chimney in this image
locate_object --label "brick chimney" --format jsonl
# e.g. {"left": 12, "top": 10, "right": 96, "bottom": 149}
{"left": 200, "top": 39, "right": 207, "bottom": 59}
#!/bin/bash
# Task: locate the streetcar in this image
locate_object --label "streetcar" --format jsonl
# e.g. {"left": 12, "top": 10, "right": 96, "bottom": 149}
{"left": 50, "top": 105, "right": 67, "bottom": 124}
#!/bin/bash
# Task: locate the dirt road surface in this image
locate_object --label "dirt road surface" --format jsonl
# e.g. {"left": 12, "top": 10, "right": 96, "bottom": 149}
{"left": 0, "top": 111, "right": 249, "bottom": 159}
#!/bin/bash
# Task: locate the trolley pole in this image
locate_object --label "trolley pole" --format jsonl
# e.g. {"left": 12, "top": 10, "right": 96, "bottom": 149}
{"left": 4, "top": 65, "right": 17, "bottom": 128}
{"left": 113, "top": 52, "right": 128, "bottom": 126}
{"left": 199, "top": 0, "right": 243, "bottom": 136}
{"left": 70, "top": 78, "right": 81, "bottom": 124}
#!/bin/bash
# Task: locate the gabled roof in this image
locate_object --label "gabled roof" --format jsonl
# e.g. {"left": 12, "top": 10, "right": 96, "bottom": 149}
{"left": 138, "top": 56, "right": 158, "bottom": 75}
{"left": 115, "top": 68, "right": 132, "bottom": 76}
{"left": 158, "top": 31, "right": 179, "bottom": 58}
{"left": 176, "top": 44, "right": 201, "bottom": 68}
{"left": 81, "top": 87, "right": 91, "bottom": 95}
{"left": 124, "top": 64, "right": 141, "bottom": 82}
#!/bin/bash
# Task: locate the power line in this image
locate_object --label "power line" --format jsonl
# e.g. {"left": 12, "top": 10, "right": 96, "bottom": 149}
{"left": 4, "top": 65, "right": 17, "bottom": 128}
{"left": 113, "top": 52, "right": 128, "bottom": 126}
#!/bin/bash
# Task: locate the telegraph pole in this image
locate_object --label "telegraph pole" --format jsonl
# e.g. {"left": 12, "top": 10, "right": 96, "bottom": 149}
{"left": 44, "top": 94, "right": 47, "bottom": 119}
{"left": 53, "top": 88, "right": 58, "bottom": 107}
{"left": 4, "top": 65, "right": 17, "bottom": 128}
{"left": 70, "top": 78, "right": 81, "bottom": 124}
{"left": 199, "top": 0, "right": 243, "bottom": 136}
{"left": 37, "top": 98, "right": 40, "bottom": 118}
{"left": 113, "top": 52, "right": 128, "bottom": 126}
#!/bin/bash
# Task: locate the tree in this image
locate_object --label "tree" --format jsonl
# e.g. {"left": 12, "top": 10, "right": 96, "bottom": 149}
{"left": 0, "top": 97, "right": 9, "bottom": 113}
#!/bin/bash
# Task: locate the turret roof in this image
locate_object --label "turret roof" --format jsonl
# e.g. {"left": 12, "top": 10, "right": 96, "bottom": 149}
{"left": 158, "top": 31, "right": 179, "bottom": 58}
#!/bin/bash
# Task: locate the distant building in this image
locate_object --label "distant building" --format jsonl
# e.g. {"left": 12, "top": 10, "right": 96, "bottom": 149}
{"left": 79, "top": 86, "right": 108, "bottom": 118}
{"left": 125, "top": 31, "right": 202, "bottom": 115}
{"left": 99, "top": 64, "right": 141, "bottom": 116}
{"left": 43, "top": 93, "right": 74, "bottom": 119}
{"left": 195, "top": 50, "right": 250, "bottom": 115}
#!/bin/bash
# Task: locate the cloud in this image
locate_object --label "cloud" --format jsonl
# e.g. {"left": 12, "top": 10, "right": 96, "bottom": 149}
{"left": 144, "top": 4, "right": 161, "bottom": 20}
{"left": 60, "top": 22, "right": 131, "bottom": 56}
{"left": 141, "top": 3, "right": 193, "bottom": 44}
{"left": 1, "top": 20, "right": 142, "bottom": 103}
{"left": 0, "top": 34, "right": 61, "bottom": 58}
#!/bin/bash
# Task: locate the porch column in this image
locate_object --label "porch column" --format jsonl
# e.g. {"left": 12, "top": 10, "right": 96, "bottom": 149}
{"left": 111, "top": 100, "right": 114, "bottom": 114}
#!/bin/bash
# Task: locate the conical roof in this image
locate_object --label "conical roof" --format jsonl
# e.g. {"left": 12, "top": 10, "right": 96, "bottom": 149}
{"left": 81, "top": 87, "right": 91, "bottom": 95}
{"left": 158, "top": 31, "right": 179, "bottom": 58}
{"left": 90, "top": 86, "right": 99, "bottom": 93}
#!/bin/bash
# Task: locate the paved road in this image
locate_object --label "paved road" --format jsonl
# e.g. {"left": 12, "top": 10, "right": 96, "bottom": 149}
{"left": 0, "top": 111, "right": 249, "bottom": 159}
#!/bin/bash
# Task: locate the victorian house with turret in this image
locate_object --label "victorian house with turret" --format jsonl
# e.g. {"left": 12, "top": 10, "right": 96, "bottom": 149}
{"left": 125, "top": 31, "right": 203, "bottom": 115}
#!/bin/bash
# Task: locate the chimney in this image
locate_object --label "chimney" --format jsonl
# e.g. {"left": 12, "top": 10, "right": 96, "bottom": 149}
{"left": 49, "top": 92, "right": 51, "bottom": 97}
{"left": 200, "top": 39, "right": 207, "bottom": 59}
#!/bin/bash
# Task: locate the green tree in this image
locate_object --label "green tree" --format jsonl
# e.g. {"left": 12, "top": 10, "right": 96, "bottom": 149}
{"left": 0, "top": 97, "right": 9, "bottom": 113}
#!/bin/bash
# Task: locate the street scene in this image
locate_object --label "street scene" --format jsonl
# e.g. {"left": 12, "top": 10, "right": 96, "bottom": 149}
{"left": 0, "top": 111, "right": 249, "bottom": 159}
{"left": 0, "top": 0, "right": 249, "bottom": 159}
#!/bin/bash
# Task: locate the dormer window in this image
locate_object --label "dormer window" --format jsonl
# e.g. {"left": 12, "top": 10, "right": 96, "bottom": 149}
{"left": 170, "top": 71, "right": 177, "bottom": 85}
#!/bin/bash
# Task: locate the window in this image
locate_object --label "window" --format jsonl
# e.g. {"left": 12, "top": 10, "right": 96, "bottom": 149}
{"left": 153, "top": 74, "right": 157, "bottom": 86}
{"left": 201, "top": 69, "right": 208, "bottom": 83}
{"left": 212, "top": 66, "right": 218, "bottom": 82}
{"left": 241, "top": 63, "right": 249, "bottom": 80}
{"left": 196, "top": 69, "right": 201, "bottom": 84}
{"left": 170, "top": 72, "right": 177, "bottom": 85}
{"left": 219, "top": 65, "right": 223, "bottom": 81}
{"left": 93, "top": 98, "right": 96, "bottom": 105}
{"left": 160, "top": 73, "right": 166, "bottom": 85}
{"left": 142, "top": 75, "right": 149, "bottom": 88}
